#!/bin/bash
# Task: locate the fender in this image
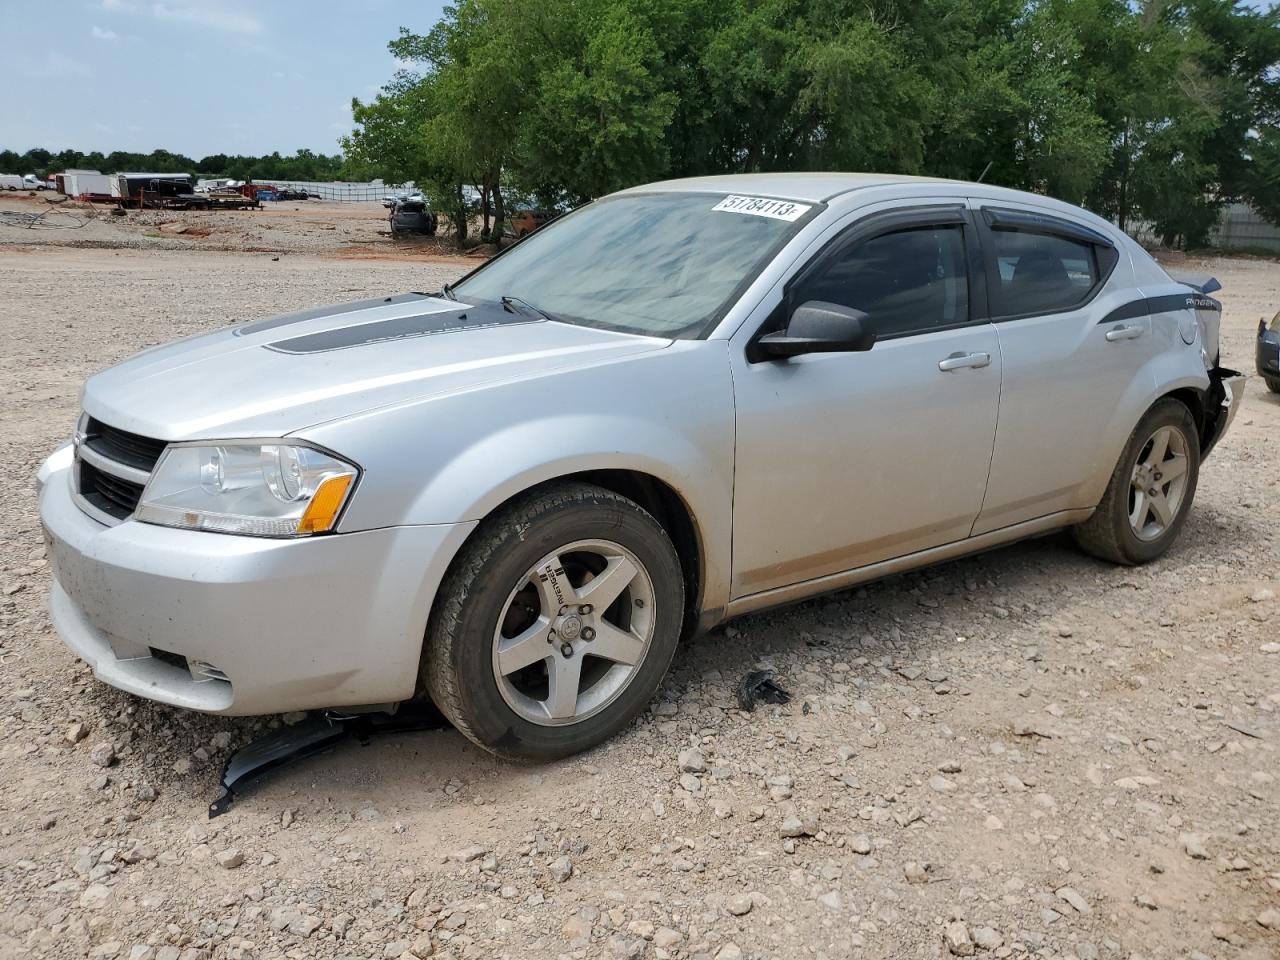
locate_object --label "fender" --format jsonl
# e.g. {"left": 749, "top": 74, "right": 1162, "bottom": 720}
{"left": 413, "top": 421, "right": 729, "bottom": 628}
{"left": 1075, "top": 365, "right": 1210, "bottom": 511}
{"left": 299, "top": 340, "right": 737, "bottom": 621}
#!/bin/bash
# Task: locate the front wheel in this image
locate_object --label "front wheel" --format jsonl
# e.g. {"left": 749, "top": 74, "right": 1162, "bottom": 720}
{"left": 1265, "top": 376, "right": 1280, "bottom": 395}
{"left": 1073, "top": 399, "right": 1200, "bottom": 565}
{"left": 423, "top": 482, "right": 683, "bottom": 760}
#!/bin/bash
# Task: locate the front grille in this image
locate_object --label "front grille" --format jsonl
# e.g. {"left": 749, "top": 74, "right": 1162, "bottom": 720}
{"left": 79, "top": 459, "right": 145, "bottom": 519}
{"left": 84, "top": 418, "right": 168, "bottom": 472}
{"left": 73, "top": 415, "right": 167, "bottom": 524}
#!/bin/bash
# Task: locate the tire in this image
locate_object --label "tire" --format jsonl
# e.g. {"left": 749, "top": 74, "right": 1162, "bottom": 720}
{"left": 1073, "top": 398, "right": 1200, "bottom": 565}
{"left": 1266, "top": 376, "right": 1280, "bottom": 395}
{"left": 423, "top": 481, "right": 683, "bottom": 760}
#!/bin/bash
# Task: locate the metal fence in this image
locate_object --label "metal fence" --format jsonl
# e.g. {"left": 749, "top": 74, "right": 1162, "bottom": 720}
{"left": 252, "top": 180, "right": 416, "bottom": 202}
{"left": 1125, "top": 202, "right": 1280, "bottom": 253}
{"left": 1210, "top": 203, "right": 1280, "bottom": 253}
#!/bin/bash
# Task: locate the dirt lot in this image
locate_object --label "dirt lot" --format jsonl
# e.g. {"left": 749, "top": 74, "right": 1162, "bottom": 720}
{"left": 0, "top": 223, "right": 1277, "bottom": 960}
{"left": 0, "top": 192, "right": 475, "bottom": 260}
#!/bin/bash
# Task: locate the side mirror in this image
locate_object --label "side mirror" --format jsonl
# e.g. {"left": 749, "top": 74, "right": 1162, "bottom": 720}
{"left": 757, "top": 301, "right": 876, "bottom": 359}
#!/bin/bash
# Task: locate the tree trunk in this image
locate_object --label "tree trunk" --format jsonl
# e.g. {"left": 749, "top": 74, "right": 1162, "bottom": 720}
{"left": 492, "top": 177, "right": 505, "bottom": 249}
{"left": 453, "top": 183, "right": 468, "bottom": 248}
{"left": 1118, "top": 122, "right": 1130, "bottom": 232}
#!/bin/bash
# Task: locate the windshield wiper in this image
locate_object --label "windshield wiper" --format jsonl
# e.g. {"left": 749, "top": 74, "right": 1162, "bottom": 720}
{"left": 440, "top": 282, "right": 457, "bottom": 301}
{"left": 500, "top": 295, "right": 556, "bottom": 322}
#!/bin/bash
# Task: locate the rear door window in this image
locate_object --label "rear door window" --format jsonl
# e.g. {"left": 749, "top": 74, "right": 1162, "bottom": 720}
{"left": 988, "top": 231, "right": 1098, "bottom": 316}
{"left": 978, "top": 208, "right": 1120, "bottom": 319}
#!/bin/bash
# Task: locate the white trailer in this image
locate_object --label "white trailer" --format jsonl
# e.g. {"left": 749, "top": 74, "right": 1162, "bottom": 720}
{"left": 0, "top": 174, "right": 26, "bottom": 191}
{"left": 60, "top": 173, "right": 114, "bottom": 198}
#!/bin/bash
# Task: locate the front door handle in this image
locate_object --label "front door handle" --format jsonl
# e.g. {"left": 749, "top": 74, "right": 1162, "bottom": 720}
{"left": 1105, "top": 323, "right": 1144, "bottom": 342}
{"left": 938, "top": 351, "right": 992, "bottom": 372}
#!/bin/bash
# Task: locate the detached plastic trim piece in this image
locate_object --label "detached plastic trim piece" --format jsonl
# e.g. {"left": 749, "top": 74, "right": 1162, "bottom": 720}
{"left": 209, "top": 702, "right": 447, "bottom": 818}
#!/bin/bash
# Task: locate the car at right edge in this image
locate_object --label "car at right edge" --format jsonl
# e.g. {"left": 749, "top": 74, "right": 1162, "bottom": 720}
{"left": 1259, "top": 309, "right": 1280, "bottom": 392}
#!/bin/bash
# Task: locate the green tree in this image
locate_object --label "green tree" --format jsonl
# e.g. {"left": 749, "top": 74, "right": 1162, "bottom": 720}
{"left": 513, "top": 0, "right": 676, "bottom": 202}
{"left": 1245, "top": 125, "right": 1280, "bottom": 226}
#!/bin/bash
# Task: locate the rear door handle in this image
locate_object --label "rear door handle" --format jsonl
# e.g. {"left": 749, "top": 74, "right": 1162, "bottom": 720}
{"left": 938, "top": 351, "right": 991, "bottom": 371}
{"left": 1105, "top": 323, "right": 1144, "bottom": 342}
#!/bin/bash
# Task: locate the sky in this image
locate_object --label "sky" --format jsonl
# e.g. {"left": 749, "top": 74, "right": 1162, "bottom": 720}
{"left": 0, "top": 0, "right": 448, "bottom": 158}
{"left": 3, "top": 0, "right": 1278, "bottom": 160}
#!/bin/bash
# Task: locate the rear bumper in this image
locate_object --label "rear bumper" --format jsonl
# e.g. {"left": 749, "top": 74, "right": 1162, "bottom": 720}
{"left": 1257, "top": 325, "right": 1280, "bottom": 380}
{"left": 1201, "top": 366, "right": 1245, "bottom": 460}
{"left": 39, "top": 447, "right": 476, "bottom": 715}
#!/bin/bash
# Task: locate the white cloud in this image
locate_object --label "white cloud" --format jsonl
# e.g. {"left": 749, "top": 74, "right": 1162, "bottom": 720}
{"left": 101, "top": 0, "right": 138, "bottom": 11}
{"left": 150, "top": 2, "right": 262, "bottom": 35}
{"left": 91, "top": 25, "right": 120, "bottom": 40}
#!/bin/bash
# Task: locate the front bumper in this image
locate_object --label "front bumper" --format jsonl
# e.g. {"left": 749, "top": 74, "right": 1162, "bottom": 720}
{"left": 38, "top": 445, "right": 476, "bottom": 715}
{"left": 1200, "top": 366, "right": 1246, "bottom": 460}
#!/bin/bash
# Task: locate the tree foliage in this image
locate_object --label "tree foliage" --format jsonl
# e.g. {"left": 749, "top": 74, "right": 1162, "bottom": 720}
{"left": 347, "top": 0, "right": 1280, "bottom": 248}
{"left": 0, "top": 147, "right": 350, "bottom": 183}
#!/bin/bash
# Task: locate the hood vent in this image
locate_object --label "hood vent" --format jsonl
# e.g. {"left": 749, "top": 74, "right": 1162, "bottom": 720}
{"left": 265, "top": 301, "right": 539, "bottom": 355}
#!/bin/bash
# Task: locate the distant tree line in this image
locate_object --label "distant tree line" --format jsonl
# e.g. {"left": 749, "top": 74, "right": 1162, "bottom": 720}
{"left": 343, "top": 0, "right": 1280, "bottom": 248}
{"left": 0, "top": 147, "right": 350, "bottom": 184}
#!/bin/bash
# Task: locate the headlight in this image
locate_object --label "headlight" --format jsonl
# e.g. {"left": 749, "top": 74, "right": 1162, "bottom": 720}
{"left": 136, "top": 442, "right": 358, "bottom": 537}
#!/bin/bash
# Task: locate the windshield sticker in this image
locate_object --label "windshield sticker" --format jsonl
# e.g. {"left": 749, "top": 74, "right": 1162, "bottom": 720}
{"left": 712, "top": 195, "right": 812, "bottom": 221}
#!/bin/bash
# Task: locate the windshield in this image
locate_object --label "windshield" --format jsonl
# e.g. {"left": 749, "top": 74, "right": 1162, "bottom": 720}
{"left": 452, "top": 191, "right": 816, "bottom": 338}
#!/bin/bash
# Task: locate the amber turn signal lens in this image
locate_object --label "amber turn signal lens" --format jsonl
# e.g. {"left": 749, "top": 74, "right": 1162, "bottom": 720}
{"left": 296, "top": 474, "right": 354, "bottom": 534}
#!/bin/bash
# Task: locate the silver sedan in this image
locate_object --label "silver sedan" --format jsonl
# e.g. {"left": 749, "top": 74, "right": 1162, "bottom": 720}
{"left": 38, "top": 173, "right": 1243, "bottom": 759}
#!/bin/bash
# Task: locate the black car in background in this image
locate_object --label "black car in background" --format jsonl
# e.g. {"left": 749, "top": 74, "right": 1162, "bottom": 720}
{"left": 390, "top": 198, "right": 438, "bottom": 237}
{"left": 1259, "top": 310, "right": 1280, "bottom": 393}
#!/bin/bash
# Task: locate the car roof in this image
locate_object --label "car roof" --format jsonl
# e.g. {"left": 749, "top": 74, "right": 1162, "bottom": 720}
{"left": 615, "top": 172, "right": 963, "bottom": 204}
{"left": 612, "top": 172, "right": 1123, "bottom": 238}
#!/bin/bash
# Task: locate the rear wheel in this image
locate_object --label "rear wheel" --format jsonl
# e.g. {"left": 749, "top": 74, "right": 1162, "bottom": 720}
{"left": 424, "top": 482, "right": 683, "bottom": 760}
{"left": 1073, "top": 399, "right": 1200, "bottom": 565}
{"left": 1265, "top": 376, "right": 1280, "bottom": 394}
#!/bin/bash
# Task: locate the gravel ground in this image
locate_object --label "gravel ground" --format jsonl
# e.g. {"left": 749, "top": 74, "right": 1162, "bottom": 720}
{"left": 0, "top": 242, "right": 1277, "bottom": 960}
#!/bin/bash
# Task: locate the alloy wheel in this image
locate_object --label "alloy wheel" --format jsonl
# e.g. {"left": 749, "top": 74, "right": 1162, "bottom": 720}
{"left": 1128, "top": 425, "right": 1191, "bottom": 541}
{"left": 491, "top": 539, "right": 656, "bottom": 726}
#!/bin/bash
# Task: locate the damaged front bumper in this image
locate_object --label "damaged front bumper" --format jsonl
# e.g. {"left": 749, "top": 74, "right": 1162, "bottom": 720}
{"left": 1200, "top": 366, "right": 1246, "bottom": 459}
{"left": 38, "top": 448, "right": 476, "bottom": 716}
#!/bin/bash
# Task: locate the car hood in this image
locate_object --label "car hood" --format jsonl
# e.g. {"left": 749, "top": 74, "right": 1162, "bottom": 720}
{"left": 82, "top": 293, "right": 670, "bottom": 440}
